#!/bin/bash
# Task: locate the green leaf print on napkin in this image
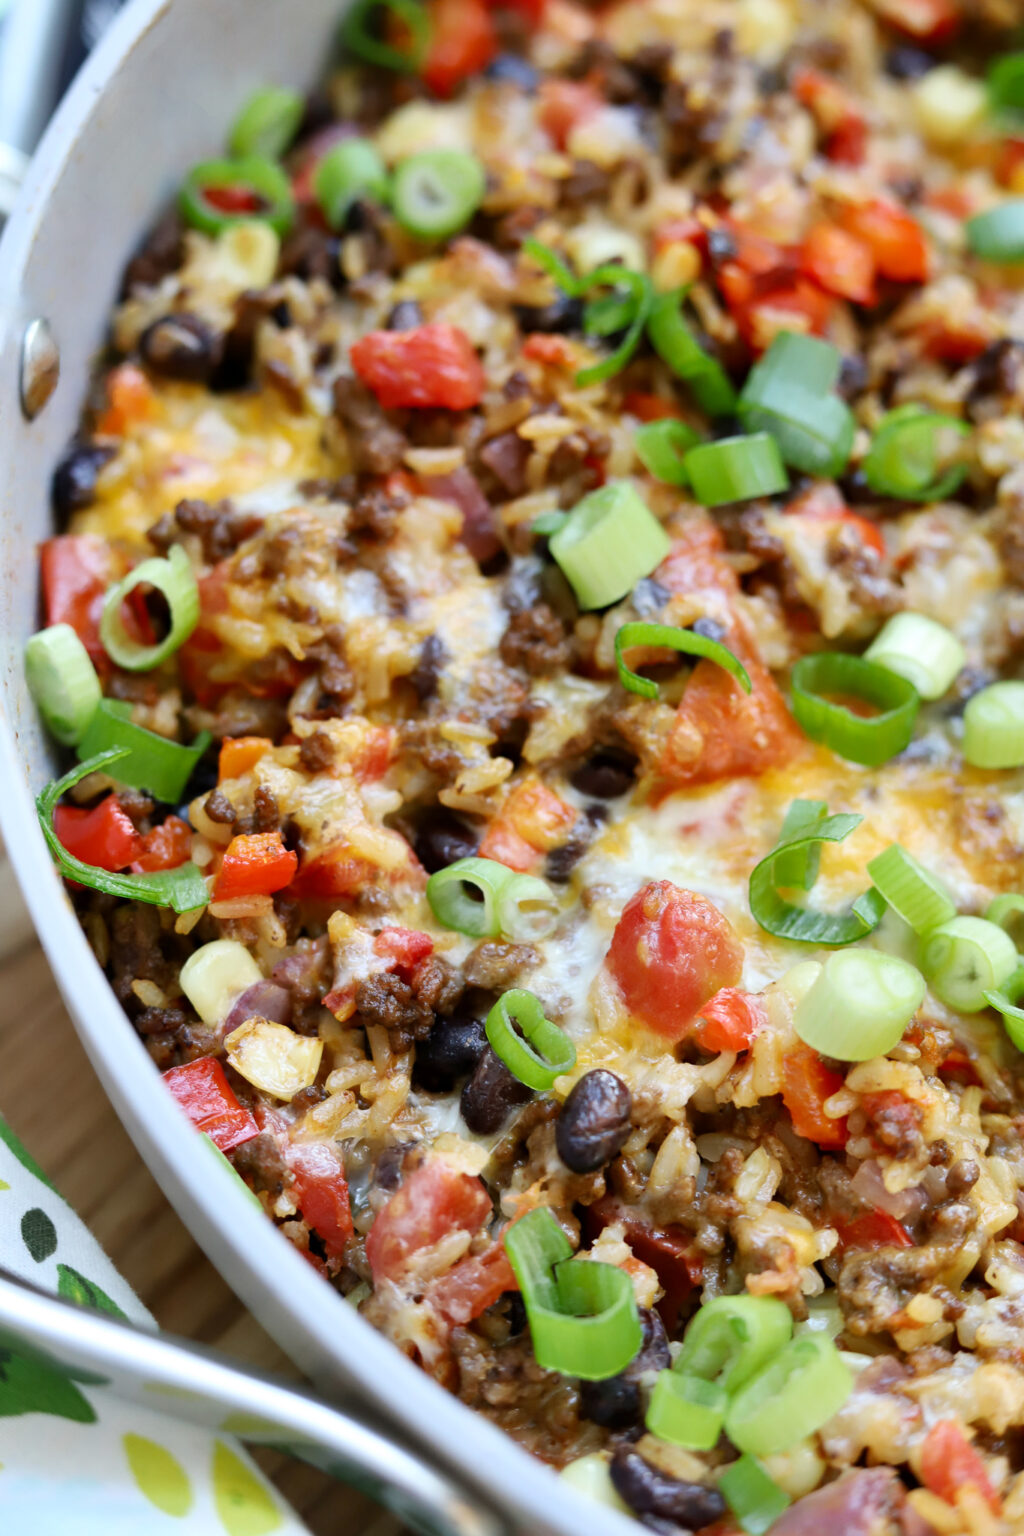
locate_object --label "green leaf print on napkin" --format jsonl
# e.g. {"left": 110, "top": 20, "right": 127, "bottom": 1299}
{"left": 123, "top": 1433, "right": 193, "bottom": 1517}
{"left": 20, "top": 1207, "right": 57, "bottom": 1263}
{"left": 0, "top": 1119, "right": 59, "bottom": 1194}
{"left": 0, "top": 1346, "right": 95, "bottom": 1423}
{"left": 57, "top": 1263, "right": 127, "bottom": 1320}
{"left": 212, "top": 1441, "right": 282, "bottom": 1535}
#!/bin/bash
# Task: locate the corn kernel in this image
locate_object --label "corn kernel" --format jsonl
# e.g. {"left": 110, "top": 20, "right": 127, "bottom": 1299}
{"left": 651, "top": 240, "right": 702, "bottom": 292}
{"left": 912, "top": 66, "right": 988, "bottom": 148}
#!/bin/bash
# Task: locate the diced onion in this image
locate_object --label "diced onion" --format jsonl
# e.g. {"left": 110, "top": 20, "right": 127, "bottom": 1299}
{"left": 559, "top": 1455, "right": 630, "bottom": 1514}
{"left": 793, "top": 949, "right": 926, "bottom": 1061}
{"left": 180, "top": 939, "right": 263, "bottom": 1026}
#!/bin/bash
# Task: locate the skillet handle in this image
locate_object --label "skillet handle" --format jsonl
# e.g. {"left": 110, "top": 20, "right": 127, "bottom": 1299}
{"left": 0, "top": 1273, "right": 508, "bottom": 1536}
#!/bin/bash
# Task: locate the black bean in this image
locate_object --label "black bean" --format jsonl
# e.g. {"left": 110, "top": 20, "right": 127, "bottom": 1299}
{"left": 579, "top": 1308, "right": 669, "bottom": 1428}
{"left": 487, "top": 54, "right": 539, "bottom": 90}
{"left": 884, "top": 45, "right": 932, "bottom": 79}
{"left": 707, "top": 227, "right": 738, "bottom": 265}
{"left": 691, "top": 616, "right": 727, "bottom": 643}
{"left": 414, "top": 1012, "right": 488, "bottom": 1092}
{"left": 556, "top": 1069, "right": 631, "bottom": 1173}
{"left": 570, "top": 752, "right": 638, "bottom": 800}
{"left": 632, "top": 577, "right": 671, "bottom": 617}
{"left": 410, "top": 633, "right": 448, "bottom": 701}
{"left": 610, "top": 1447, "right": 726, "bottom": 1529}
{"left": 139, "top": 312, "right": 221, "bottom": 383}
{"left": 837, "top": 354, "right": 869, "bottom": 400}
{"left": 461, "top": 1046, "right": 532, "bottom": 1134}
{"left": 514, "top": 292, "right": 584, "bottom": 335}
{"left": 414, "top": 810, "right": 478, "bottom": 874}
{"left": 387, "top": 300, "right": 425, "bottom": 331}
{"left": 52, "top": 442, "right": 116, "bottom": 523}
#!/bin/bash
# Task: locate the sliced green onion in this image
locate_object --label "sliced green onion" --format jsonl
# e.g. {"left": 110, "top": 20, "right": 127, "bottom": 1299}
{"left": 228, "top": 87, "right": 304, "bottom": 160}
{"left": 790, "top": 652, "right": 920, "bottom": 767}
{"left": 485, "top": 989, "right": 575, "bottom": 1090}
{"left": 549, "top": 481, "right": 671, "bottom": 610}
{"left": 180, "top": 156, "right": 295, "bottom": 237}
{"left": 77, "top": 700, "right": 211, "bottom": 805}
{"left": 678, "top": 1295, "right": 793, "bottom": 1396}
{"left": 37, "top": 751, "right": 208, "bottom": 914}
{"left": 99, "top": 545, "right": 200, "bottom": 672}
{"left": 862, "top": 406, "right": 968, "bottom": 502}
{"left": 749, "top": 808, "right": 886, "bottom": 946}
{"left": 966, "top": 200, "right": 1024, "bottom": 263}
{"left": 615, "top": 621, "right": 750, "bottom": 702}
{"left": 986, "top": 892, "right": 1024, "bottom": 939}
{"left": 522, "top": 237, "right": 577, "bottom": 295}
{"left": 724, "top": 1334, "right": 853, "bottom": 1457}
{"left": 645, "top": 1372, "right": 725, "bottom": 1451}
{"left": 577, "top": 266, "right": 652, "bottom": 387}
{"left": 504, "top": 1207, "right": 642, "bottom": 1380}
{"left": 772, "top": 799, "right": 827, "bottom": 891}
{"left": 24, "top": 624, "right": 102, "bottom": 746}
{"left": 339, "top": 0, "right": 430, "bottom": 72}
{"left": 684, "top": 433, "right": 789, "bottom": 508}
{"left": 865, "top": 843, "right": 956, "bottom": 935}
{"left": 315, "top": 139, "right": 390, "bottom": 229}
{"left": 738, "top": 334, "right": 853, "bottom": 478}
{"left": 921, "top": 914, "right": 1018, "bottom": 1013}
{"left": 496, "top": 875, "right": 559, "bottom": 943}
{"left": 391, "top": 149, "right": 485, "bottom": 242}
{"left": 863, "top": 612, "right": 965, "bottom": 701}
{"left": 719, "top": 1456, "right": 791, "bottom": 1536}
{"left": 531, "top": 511, "right": 569, "bottom": 538}
{"left": 989, "top": 53, "right": 1024, "bottom": 118}
{"left": 634, "top": 419, "right": 700, "bottom": 486}
{"left": 426, "top": 856, "right": 515, "bottom": 938}
{"left": 984, "top": 963, "right": 1024, "bottom": 1052}
{"left": 963, "top": 680, "right": 1024, "bottom": 769}
{"left": 647, "top": 289, "right": 737, "bottom": 416}
{"left": 793, "top": 949, "right": 926, "bottom": 1061}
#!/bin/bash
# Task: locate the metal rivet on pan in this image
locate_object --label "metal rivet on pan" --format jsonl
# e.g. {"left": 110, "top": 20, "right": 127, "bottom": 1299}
{"left": 20, "top": 318, "right": 60, "bottom": 420}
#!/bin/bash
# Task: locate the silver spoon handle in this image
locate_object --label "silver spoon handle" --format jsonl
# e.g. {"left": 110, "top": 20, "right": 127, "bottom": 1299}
{"left": 0, "top": 1274, "right": 506, "bottom": 1536}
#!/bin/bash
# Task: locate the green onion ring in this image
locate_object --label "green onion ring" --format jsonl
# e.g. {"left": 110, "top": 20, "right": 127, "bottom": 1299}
{"left": 614, "top": 621, "right": 751, "bottom": 702}
{"left": 485, "top": 989, "right": 576, "bottom": 1090}
{"left": 984, "top": 963, "right": 1024, "bottom": 1052}
{"left": 633, "top": 419, "right": 700, "bottom": 486}
{"left": 862, "top": 406, "right": 968, "bottom": 503}
{"left": 719, "top": 1456, "right": 791, "bottom": 1536}
{"left": 864, "top": 843, "right": 956, "bottom": 936}
{"left": 921, "top": 915, "right": 1018, "bottom": 1014}
{"left": 179, "top": 155, "right": 295, "bottom": 237}
{"left": 426, "top": 856, "right": 516, "bottom": 939}
{"left": 315, "top": 139, "right": 391, "bottom": 229}
{"left": 793, "top": 948, "right": 926, "bottom": 1062}
{"left": 99, "top": 545, "right": 200, "bottom": 673}
{"left": 339, "top": 0, "right": 430, "bottom": 72}
{"left": 683, "top": 433, "right": 789, "bottom": 507}
{"left": 646, "top": 288, "right": 737, "bottom": 416}
{"left": 24, "top": 624, "right": 101, "bottom": 747}
{"left": 724, "top": 1334, "right": 853, "bottom": 1458}
{"left": 749, "top": 808, "right": 886, "bottom": 945}
{"left": 228, "top": 86, "right": 305, "bottom": 160}
{"left": 771, "top": 798, "right": 827, "bottom": 892}
{"left": 77, "top": 700, "right": 211, "bottom": 805}
{"left": 645, "top": 1372, "right": 726, "bottom": 1451}
{"left": 677, "top": 1294, "right": 793, "bottom": 1395}
{"left": 790, "top": 652, "right": 920, "bottom": 767}
{"left": 391, "top": 149, "right": 486, "bottom": 242}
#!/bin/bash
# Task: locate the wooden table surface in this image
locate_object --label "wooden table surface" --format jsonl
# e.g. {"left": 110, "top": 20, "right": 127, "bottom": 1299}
{"left": 0, "top": 892, "right": 403, "bottom": 1536}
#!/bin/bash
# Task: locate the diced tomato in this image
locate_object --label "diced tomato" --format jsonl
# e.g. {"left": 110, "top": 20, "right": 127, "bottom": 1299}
{"left": 834, "top": 1209, "right": 913, "bottom": 1251}
{"left": 937, "top": 1044, "right": 982, "bottom": 1087}
{"left": 162, "top": 1058, "right": 259, "bottom": 1153}
{"left": 352, "top": 724, "right": 396, "bottom": 782}
{"left": 366, "top": 1160, "right": 492, "bottom": 1284}
{"left": 351, "top": 325, "right": 484, "bottom": 411}
{"left": 133, "top": 816, "right": 193, "bottom": 873}
{"left": 838, "top": 200, "right": 929, "bottom": 284}
{"left": 792, "top": 68, "right": 868, "bottom": 166}
{"left": 920, "top": 1421, "right": 1001, "bottom": 1515}
{"left": 428, "top": 1239, "right": 517, "bottom": 1324}
{"left": 423, "top": 0, "right": 496, "bottom": 97}
{"left": 288, "top": 1142, "right": 354, "bottom": 1260}
{"left": 695, "top": 988, "right": 766, "bottom": 1053}
{"left": 54, "top": 796, "right": 141, "bottom": 872}
{"left": 920, "top": 315, "right": 997, "bottom": 364}
{"left": 802, "top": 222, "right": 877, "bottom": 305}
{"left": 586, "top": 1197, "right": 703, "bottom": 1331}
{"left": 479, "top": 776, "right": 577, "bottom": 871}
{"left": 476, "top": 820, "right": 538, "bottom": 872}
{"left": 41, "top": 534, "right": 117, "bottom": 660}
{"left": 718, "top": 262, "right": 834, "bottom": 352}
{"left": 869, "top": 0, "right": 959, "bottom": 43}
{"left": 781, "top": 1046, "right": 848, "bottom": 1149}
{"left": 606, "top": 881, "right": 743, "bottom": 1042}
{"left": 97, "top": 363, "right": 156, "bottom": 436}
{"left": 537, "top": 78, "right": 601, "bottom": 149}
{"left": 290, "top": 844, "right": 375, "bottom": 899}
{"left": 213, "top": 832, "right": 298, "bottom": 901}
{"left": 374, "top": 927, "right": 434, "bottom": 979}
{"left": 784, "top": 484, "right": 886, "bottom": 558}
{"left": 522, "top": 333, "right": 576, "bottom": 368}
{"left": 218, "top": 736, "right": 272, "bottom": 781}
{"left": 623, "top": 392, "right": 685, "bottom": 422}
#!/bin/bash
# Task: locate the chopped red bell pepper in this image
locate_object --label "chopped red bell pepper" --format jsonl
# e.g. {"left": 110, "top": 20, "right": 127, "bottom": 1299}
{"left": 537, "top": 78, "right": 601, "bottom": 149}
{"left": 422, "top": 0, "right": 497, "bottom": 97}
{"left": 41, "top": 534, "right": 116, "bottom": 660}
{"left": 132, "top": 816, "right": 193, "bottom": 873}
{"left": 623, "top": 392, "right": 686, "bottom": 422}
{"left": 97, "top": 363, "right": 156, "bottom": 436}
{"left": 920, "top": 1421, "right": 1002, "bottom": 1514}
{"left": 373, "top": 927, "right": 435, "bottom": 979}
{"left": 213, "top": 832, "right": 298, "bottom": 901}
{"left": 792, "top": 67, "right": 868, "bottom": 166}
{"left": 351, "top": 325, "right": 484, "bottom": 411}
{"left": 695, "top": 988, "right": 766, "bottom": 1053}
{"left": 522, "top": 333, "right": 576, "bottom": 368}
{"left": 781, "top": 1046, "right": 848, "bottom": 1149}
{"left": 291, "top": 842, "right": 376, "bottom": 900}
{"left": 54, "top": 796, "right": 142, "bottom": 872}
{"left": 838, "top": 200, "right": 929, "bottom": 284}
{"left": 869, "top": 0, "right": 959, "bottom": 42}
{"left": 784, "top": 484, "right": 886, "bottom": 558}
{"left": 801, "top": 222, "right": 877, "bottom": 305}
{"left": 288, "top": 1142, "right": 354, "bottom": 1260}
{"left": 162, "top": 1057, "right": 259, "bottom": 1153}
{"left": 833, "top": 1209, "right": 913, "bottom": 1251}
{"left": 218, "top": 737, "right": 273, "bottom": 781}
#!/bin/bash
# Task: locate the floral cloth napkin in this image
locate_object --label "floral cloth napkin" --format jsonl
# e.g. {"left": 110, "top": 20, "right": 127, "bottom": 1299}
{"left": 0, "top": 1115, "right": 311, "bottom": 1535}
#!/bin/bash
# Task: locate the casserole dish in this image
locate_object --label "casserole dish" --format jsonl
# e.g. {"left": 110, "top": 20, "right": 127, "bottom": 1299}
{"left": 0, "top": 2, "right": 629, "bottom": 1531}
